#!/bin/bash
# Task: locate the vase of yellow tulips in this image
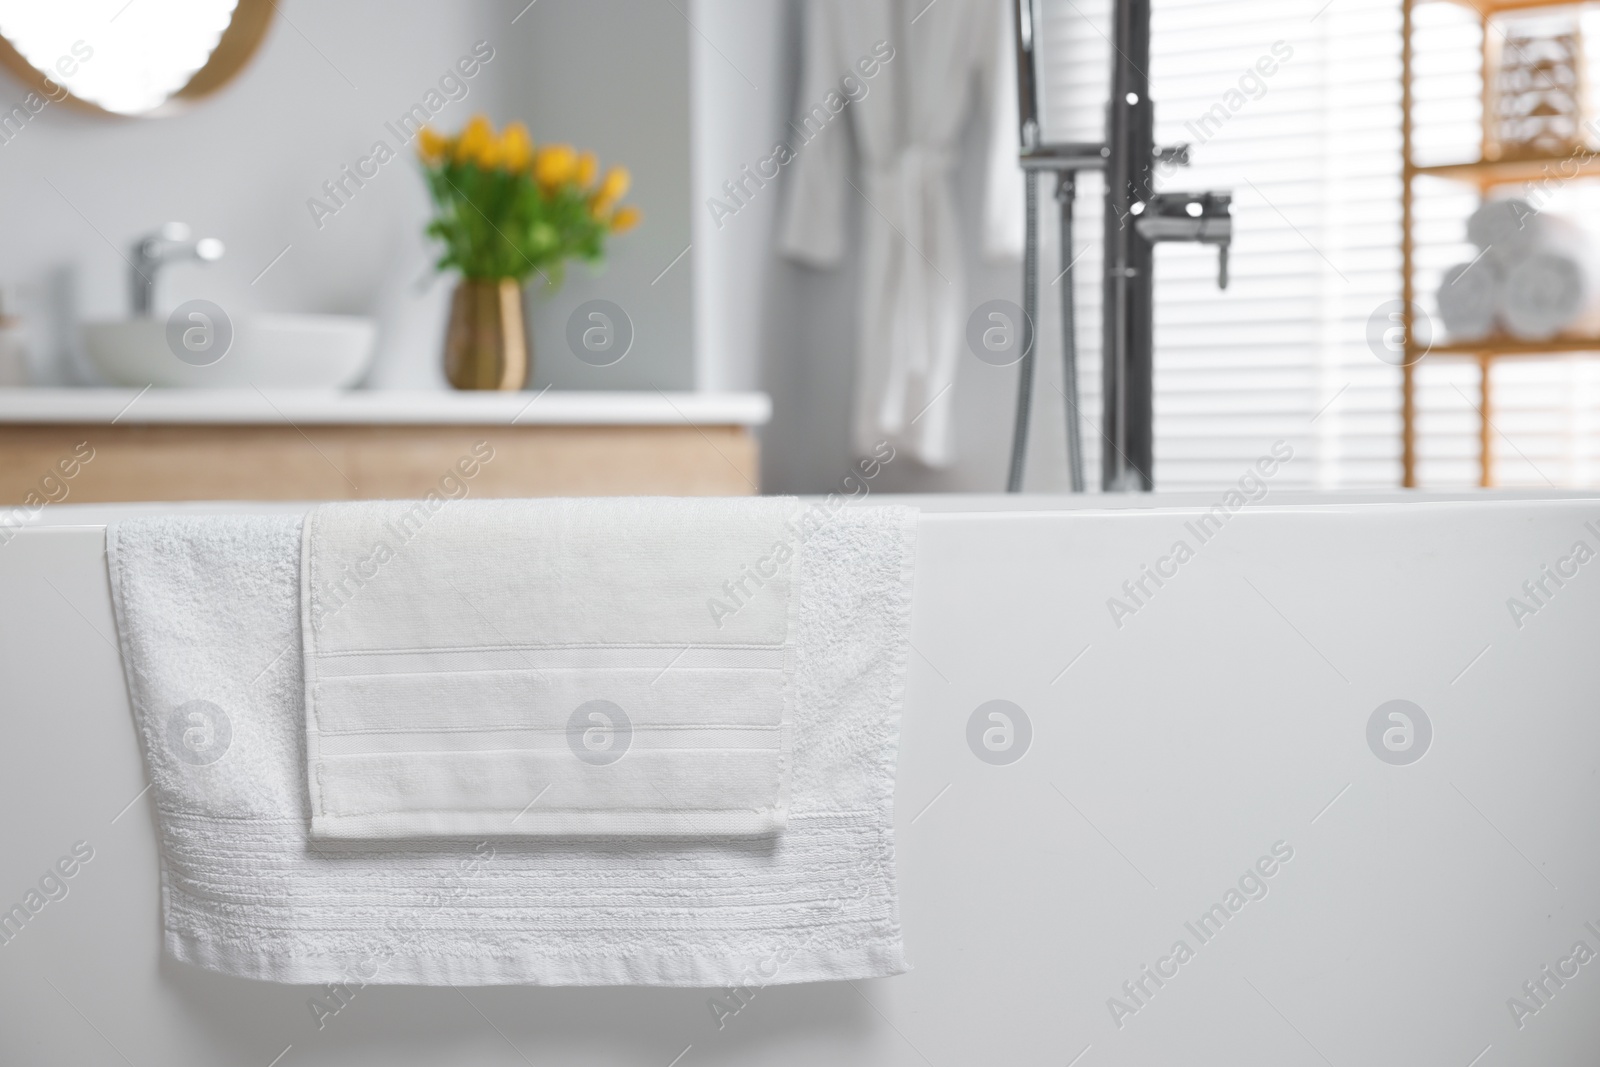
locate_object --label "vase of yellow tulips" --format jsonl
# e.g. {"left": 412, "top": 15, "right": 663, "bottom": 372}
{"left": 417, "top": 115, "right": 640, "bottom": 391}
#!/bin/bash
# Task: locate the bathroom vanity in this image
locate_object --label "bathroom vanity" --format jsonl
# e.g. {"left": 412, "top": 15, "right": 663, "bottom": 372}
{"left": 0, "top": 388, "right": 768, "bottom": 501}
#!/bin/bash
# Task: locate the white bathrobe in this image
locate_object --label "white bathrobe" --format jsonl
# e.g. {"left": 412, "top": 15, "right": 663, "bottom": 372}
{"left": 781, "top": 0, "right": 1023, "bottom": 467}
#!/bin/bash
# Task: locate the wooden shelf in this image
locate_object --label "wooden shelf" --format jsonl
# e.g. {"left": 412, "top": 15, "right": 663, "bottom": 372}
{"left": 1426, "top": 0, "right": 1593, "bottom": 14}
{"left": 1418, "top": 336, "right": 1600, "bottom": 357}
{"left": 1409, "top": 154, "right": 1600, "bottom": 186}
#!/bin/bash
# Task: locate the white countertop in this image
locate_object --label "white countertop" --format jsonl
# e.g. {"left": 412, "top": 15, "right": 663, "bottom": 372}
{"left": 0, "top": 388, "right": 771, "bottom": 426}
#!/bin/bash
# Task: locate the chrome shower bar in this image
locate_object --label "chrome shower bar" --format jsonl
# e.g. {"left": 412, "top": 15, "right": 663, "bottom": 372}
{"left": 1008, "top": 0, "right": 1232, "bottom": 493}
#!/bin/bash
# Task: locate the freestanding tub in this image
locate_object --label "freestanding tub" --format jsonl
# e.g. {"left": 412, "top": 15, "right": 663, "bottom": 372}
{"left": 2, "top": 492, "right": 1597, "bottom": 1066}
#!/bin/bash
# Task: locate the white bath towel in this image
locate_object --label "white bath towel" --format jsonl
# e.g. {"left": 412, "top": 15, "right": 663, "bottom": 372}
{"left": 1502, "top": 249, "right": 1595, "bottom": 340}
{"left": 302, "top": 497, "right": 802, "bottom": 840}
{"left": 1435, "top": 260, "right": 1501, "bottom": 341}
{"left": 1466, "top": 198, "right": 1542, "bottom": 267}
{"left": 107, "top": 500, "right": 917, "bottom": 986}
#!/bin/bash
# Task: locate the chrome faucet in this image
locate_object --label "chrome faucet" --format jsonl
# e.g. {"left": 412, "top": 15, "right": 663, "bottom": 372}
{"left": 130, "top": 223, "right": 224, "bottom": 317}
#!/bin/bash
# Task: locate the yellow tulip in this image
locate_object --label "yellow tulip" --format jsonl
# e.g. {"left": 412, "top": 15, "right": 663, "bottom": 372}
{"left": 598, "top": 165, "right": 630, "bottom": 204}
{"left": 534, "top": 143, "right": 578, "bottom": 187}
{"left": 575, "top": 150, "right": 599, "bottom": 188}
{"left": 455, "top": 114, "right": 493, "bottom": 164}
{"left": 500, "top": 121, "right": 533, "bottom": 171}
{"left": 416, "top": 126, "right": 450, "bottom": 165}
{"left": 611, "top": 205, "right": 642, "bottom": 234}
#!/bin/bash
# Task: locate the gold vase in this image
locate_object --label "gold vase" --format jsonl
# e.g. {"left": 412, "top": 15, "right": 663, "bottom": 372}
{"left": 444, "top": 277, "right": 529, "bottom": 390}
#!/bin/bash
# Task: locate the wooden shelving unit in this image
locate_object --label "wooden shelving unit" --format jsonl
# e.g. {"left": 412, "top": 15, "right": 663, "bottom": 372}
{"left": 1435, "top": 0, "right": 1585, "bottom": 14}
{"left": 1401, "top": 0, "right": 1600, "bottom": 486}
{"left": 1411, "top": 155, "right": 1600, "bottom": 185}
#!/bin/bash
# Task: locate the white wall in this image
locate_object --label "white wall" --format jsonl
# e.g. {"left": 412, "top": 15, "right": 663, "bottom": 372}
{"left": 0, "top": 0, "right": 695, "bottom": 392}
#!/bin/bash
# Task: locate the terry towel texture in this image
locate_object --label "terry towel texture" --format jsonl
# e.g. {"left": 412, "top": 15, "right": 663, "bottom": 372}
{"left": 302, "top": 497, "right": 803, "bottom": 839}
{"left": 107, "top": 500, "right": 918, "bottom": 986}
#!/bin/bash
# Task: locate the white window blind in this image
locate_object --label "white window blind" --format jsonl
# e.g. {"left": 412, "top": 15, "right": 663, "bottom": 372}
{"left": 1038, "top": 0, "right": 1600, "bottom": 489}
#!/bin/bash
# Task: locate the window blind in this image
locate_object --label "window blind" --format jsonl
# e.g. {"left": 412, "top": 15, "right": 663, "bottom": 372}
{"left": 1037, "top": 0, "right": 1600, "bottom": 489}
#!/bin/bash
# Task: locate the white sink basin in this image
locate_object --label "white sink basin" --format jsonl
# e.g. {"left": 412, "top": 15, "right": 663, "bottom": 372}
{"left": 84, "top": 313, "right": 376, "bottom": 388}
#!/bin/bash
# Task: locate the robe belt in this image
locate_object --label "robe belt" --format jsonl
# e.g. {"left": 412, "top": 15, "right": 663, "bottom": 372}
{"left": 861, "top": 147, "right": 960, "bottom": 441}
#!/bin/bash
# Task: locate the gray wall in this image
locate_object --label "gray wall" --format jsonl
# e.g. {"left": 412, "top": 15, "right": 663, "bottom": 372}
{"left": 0, "top": 0, "right": 694, "bottom": 392}
{"left": 511, "top": 0, "right": 694, "bottom": 393}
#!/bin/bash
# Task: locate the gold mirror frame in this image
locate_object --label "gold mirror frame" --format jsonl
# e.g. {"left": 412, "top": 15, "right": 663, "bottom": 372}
{"left": 0, "top": 0, "right": 274, "bottom": 118}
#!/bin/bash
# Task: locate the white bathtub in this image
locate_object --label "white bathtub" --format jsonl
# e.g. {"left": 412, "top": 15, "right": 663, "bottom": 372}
{"left": 2, "top": 492, "right": 1597, "bottom": 1066}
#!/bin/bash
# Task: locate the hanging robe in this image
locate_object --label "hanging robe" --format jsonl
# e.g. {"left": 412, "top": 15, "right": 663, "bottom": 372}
{"left": 780, "top": 0, "right": 1023, "bottom": 468}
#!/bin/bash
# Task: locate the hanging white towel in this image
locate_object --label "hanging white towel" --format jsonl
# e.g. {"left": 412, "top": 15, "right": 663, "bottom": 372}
{"left": 302, "top": 497, "right": 801, "bottom": 839}
{"left": 780, "top": 0, "right": 1022, "bottom": 468}
{"left": 107, "top": 501, "right": 918, "bottom": 986}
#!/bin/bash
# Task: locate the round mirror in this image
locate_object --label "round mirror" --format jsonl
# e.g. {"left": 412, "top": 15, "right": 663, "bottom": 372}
{"left": 0, "top": 0, "right": 272, "bottom": 117}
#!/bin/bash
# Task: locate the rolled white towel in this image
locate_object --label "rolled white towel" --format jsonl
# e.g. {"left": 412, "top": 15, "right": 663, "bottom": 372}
{"left": 1466, "top": 199, "right": 1589, "bottom": 267}
{"left": 1435, "top": 261, "right": 1501, "bottom": 341}
{"left": 1501, "top": 250, "right": 1594, "bottom": 340}
{"left": 1467, "top": 199, "right": 1541, "bottom": 266}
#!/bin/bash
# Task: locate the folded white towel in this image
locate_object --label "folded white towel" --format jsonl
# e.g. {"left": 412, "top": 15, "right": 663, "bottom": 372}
{"left": 1435, "top": 261, "right": 1501, "bottom": 341}
{"left": 107, "top": 501, "right": 917, "bottom": 986}
{"left": 302, "top": 497, "right": 802, "bottom": 839}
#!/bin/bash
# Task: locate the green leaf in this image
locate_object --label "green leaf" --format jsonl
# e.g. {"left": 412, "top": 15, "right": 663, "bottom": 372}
{"left": 416, "top": 156, "right": 634, "bottom": 286}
